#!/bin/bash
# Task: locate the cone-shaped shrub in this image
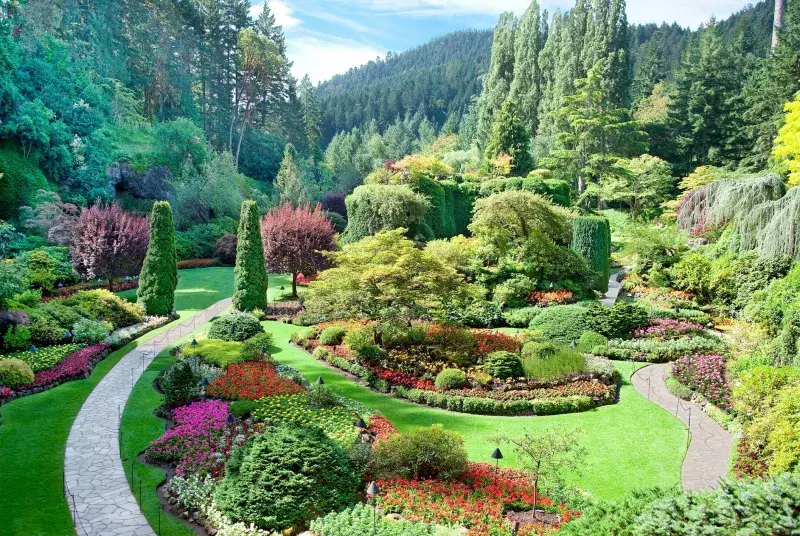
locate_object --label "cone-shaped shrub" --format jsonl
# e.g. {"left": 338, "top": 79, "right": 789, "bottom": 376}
{"left": 137, "top": 201, "right": 178, "bottom": 315}
{"left": 572, "top": 216, "right": 610, "bottom": 293}
{"left": 233, "top": 200, "right": 268, "bottom": 311}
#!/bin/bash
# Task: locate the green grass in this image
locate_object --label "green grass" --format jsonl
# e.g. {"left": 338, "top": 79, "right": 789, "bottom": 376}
{"left": 119, "top": 273, "right": 294, "bottom": 536}
{"left": 264, "top": 321, "right": 688, "bottom": 501}
{"left": 0, "top": 267, "right": 237, "bottom": 536}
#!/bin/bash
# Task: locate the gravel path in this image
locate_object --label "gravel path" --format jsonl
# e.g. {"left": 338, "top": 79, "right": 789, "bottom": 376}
{"left": 631, "top": 363, "right": 733, "bottom": 491}
{"left": 64, "top": 298, "right": 231, "bottom": 536}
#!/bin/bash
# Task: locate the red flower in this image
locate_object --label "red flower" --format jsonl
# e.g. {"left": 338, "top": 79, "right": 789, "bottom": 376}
{"left": 206, "top": 362, "right": 307, "bottom": 400}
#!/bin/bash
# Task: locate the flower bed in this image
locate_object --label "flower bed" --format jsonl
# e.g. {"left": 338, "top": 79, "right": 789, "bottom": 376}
{"left": 632, "top": 318, "right": 704, "bottom": 339}
{"left": 671, "top": 354, "right": 730, "bottom": 409}
{"left": 528, "top": 289, "right": 575, "bottom": 307}
{"left": 378, "top": 463, "right": 577, "bottom": 536}
{"left": 41, "top": 278, "right": 139, "bottom": 301}
{"left": 147, "top": 400, "right": 249, "bottom": 477}
{"left": 251, "top": 393, "right": 361, "bottom": 446}
{"left": 2, "top": 343, "right": 84, "bottom": 372}
{"left": 206, "top": 362, "right": 306, "bottom": 400}
{"left": 591, "top": 335, "right": 723, "bottom": 363}
{"left": 264, "top": 301, "right": 303, "bottom": 320}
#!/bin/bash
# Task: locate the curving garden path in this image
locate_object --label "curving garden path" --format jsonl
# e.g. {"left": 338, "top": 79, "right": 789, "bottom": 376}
{"left": 64, "top": 298, "right": 231, "bottom": 536}
{"left": 631, "top": 363, "right": 733, "bottom": 491}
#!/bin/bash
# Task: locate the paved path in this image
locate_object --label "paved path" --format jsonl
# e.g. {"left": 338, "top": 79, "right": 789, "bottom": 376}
{"left": 64, "top": 298, "right": 231, "bottom": 536}
{"left": 600, "top": 271, "right": 623, "bottom": 307}
{"left": 631, "top": 363, "right": 733, "bottom": 491}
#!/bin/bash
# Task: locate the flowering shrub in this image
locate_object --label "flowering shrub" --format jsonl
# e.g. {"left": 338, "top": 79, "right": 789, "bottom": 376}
{"left": 528, "top": 289, "right": 575, "bottom": 307}
{"left": 0, "top": 386, "right": 13, "bottom": 399}
{"left": 206, "top": 362, "right": 306, "bottom": 400}
{"left": 671, "top": 354, "right": 730, "bottom": 408}
{"left": 632, "top": 318, "right": 704, "bottom": 339}
{"left": 378, "top": 463, "right": 576, "bottom": 536}
{"left": 374, "top": 368, "right": 436, "bottom": 391}
{"left": 264, "top": 301, "right": 303, "bottom": 320}
{"left": 3, "top": 343, "right": 84, "bottom": 372}
{"left": 176, "top": 258, "right": 221, "bottom": 269}
{"left": 148, "top": 400, "right": 235, "bottom": 477}
{"left": 472, "top": 331, "right": 521, "bottom": 358}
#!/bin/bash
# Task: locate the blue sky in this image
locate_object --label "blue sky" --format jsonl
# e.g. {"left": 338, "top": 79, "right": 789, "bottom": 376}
{"left": 250, "top": 0, "right": 759, "bottom": 84}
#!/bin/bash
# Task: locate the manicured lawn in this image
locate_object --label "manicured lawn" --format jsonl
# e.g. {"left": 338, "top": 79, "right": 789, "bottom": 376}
{"left": 119, "top": 274, "right": 294, "bottom": 536}
{"left": 0, "top": 267, "right": 237, "bottom": 536}
{"left": 264, "top": 321, "right": 688, "bottom": 501}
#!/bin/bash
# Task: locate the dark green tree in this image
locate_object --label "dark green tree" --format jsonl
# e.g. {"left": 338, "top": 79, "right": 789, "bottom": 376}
{"left": 476, "top": 12, "right": 518, "bottom": 148}
{"left": 484, "top": 99, "right": 534, "bottom": 176}
{"left": 137, "top": 201, "right": 178, "bottom": 316}
{"left": 232, "top": 200, "right": 268, "bottom": 311}
{"left": 572, "top": 216, "right": 611, "bottom": 292}
{"left": 508, "top": 0, "right": 544, "bottom": 137}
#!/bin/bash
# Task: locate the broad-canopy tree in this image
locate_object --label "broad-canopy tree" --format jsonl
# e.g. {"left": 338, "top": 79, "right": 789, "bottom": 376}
{"left": 592, "top": 155, "right": 675, "bottom": 220}
{"left": 303, "top": 229, "right": 480, "bottom": 323}
{"left": 71, "top": 202, "right": 150, "bottom": 287}
{"left": 261, "top": 203, "right": 336, "bottom": 297}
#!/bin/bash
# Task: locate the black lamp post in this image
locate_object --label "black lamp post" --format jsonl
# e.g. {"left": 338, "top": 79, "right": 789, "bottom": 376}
{"left": 316, "top": 376, "right": 324, "bottom": 404}
{"left": 29, "top": 345, "right": 37, "bottom": 353}
{"left": 259, "top": 346, "right": 267, "bottom": 357}
{"left": 570, "top": 340, "right": 577, "bottom": 350}
{"left": 491, "top": 448, "right": 503, "bottom": 482}
{"left": 191, "top": 338, "right": 198, "bottom": 346}
{"left": 64, "top": 331, "right": 72, "bottom": 339}
{"left": 356, "top": 417, "right": 367, "bottom": 430}
{"left": 231, "top": 324, "right": 237, "bottom": 336}
{"left": 366, "top": 481, "right": 380, "bottom": 536}
{"left": 226, "top": 414, "right": 235, "bottom": 425}
{"left": 549, "top": 281, "right": 555, "bottom": 290}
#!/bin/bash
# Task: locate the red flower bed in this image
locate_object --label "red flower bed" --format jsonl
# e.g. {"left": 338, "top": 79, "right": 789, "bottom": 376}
{"left": 177, "top": 258, "right": 221, "bottom": 269}
{"left": 374, "top": 368, "right": 436, "bottom": 391}
{"left": 296, "top": 273, "right": 317, "bottom": 286}
{"left": 367, "top": 415, "right": 397, "bottom": 444}
{"left": 528, "top": 289, "right": 575, "bottom": 307}
{"left": 473, "top": 331, "right": 521, "bottom": 358}
{"left": 20, "top": 343, "right": 110, "bottom": 390}
{"left": 378, "top": 463, "right": 576, "bottom": 536}
{"left": 206, "top": 362, "right": 306, "bottom": 400}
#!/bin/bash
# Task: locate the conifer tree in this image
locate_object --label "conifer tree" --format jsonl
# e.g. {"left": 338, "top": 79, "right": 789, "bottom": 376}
{"left": 475, "top": 12, "right": 517, "bottom": 148}
{"left": 232, "top": 200, "right": 269, "bottom": 311}
{"left": 275, "top": 143, "right": 309, "bottom": 205}
{"left": 572, "top": 216, "right": 611, "bottom": 292}
{"left": 508, "top": 0, "right": 544, "bottom": 138}
{"left": 137, "top": 201, "right": 178, "bottom": 316}
{"left": 484, "top": 99, "right": 534, "bottom": 176}
{"left": 299, "top": 74, "right": 322, "bottom": 156}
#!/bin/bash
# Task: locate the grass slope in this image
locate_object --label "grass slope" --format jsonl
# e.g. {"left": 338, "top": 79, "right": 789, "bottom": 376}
{"left": 119, "top": 274, "right": 294, "bottom": 536}
{"left": 265, "top": 321, "right": 687, "bottom": 501}
{"left": 0, "top": 267, "right": 235, "bottom": 536}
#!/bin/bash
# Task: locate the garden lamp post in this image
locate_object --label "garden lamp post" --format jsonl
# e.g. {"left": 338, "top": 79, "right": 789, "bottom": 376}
{"left": 367, "top": 481, "right": 380, "bottom": 536}
{"left": 226, "top": 414, "right": 235, "bottom": 425}
{"left": 356, "top": 417, "right": 367, "bottom": 430}
{"left": 316, "top": 377, "right": 324, "bottom": 404}
{"left": 29, "top": 345, "right": 37, "bottom": 353}
{"left": 549, "top": 282, "right": 555, "bottom": 290}
{"left": 64, "top": 331, "right": 72, "bottom": 339}
{"left": 570, "top": 340, "right": 577, "bottom": 350}
{"left": 231, "top": 324, "right": 237, "bottom": 337}
{"left": 259, "top": 346, "right": 267, "bottom": 357}
{"left": 191, "top": 338, "right": 198, "bottom": 346}
{"left": 491, "top": 448, "right": 503, "bottom": 483}
{"left": 736, "top": 431, "right": 747, "bottom": 440}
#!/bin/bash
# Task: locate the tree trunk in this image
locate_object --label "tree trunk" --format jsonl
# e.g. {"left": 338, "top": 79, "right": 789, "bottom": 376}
{"left": 532, "top": 479, "right": 538, "bottom": 520}
{"left": 292, "top": 272, "right": 298, "bottom": 297}
{"left": 773, "top": 0, "right": 785, "bottom": 49}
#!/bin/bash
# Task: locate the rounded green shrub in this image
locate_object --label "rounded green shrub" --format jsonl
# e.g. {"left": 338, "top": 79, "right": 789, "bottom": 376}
{"left": 528, "top": 304, "right": 592, "bottom": 343}
{"left": 214, "top": 424, "right": 359, "bottom": 531}
{"left": 0, "top": 358, "right": 34, "bottom": 388}
{"left": 435, "top": 368, "right": 467, "bottom": 390}
{"left": 207, "top": 312, "right": 264, "bottom": 342}
{"left": 311, "top": 503, "right": 438, "bottom": 536}
{"left": 240, "top": 332, "right": 275, "bottom": 362}
{"left": 483, "top": 351, "right": 524, "bottom": 379}
{"left": 521, "top": 341, "right": 560, "bottom": 361}
{"left": 372, "top": 424, "right": 467, "bottom": 480}
{"left": 572, "top": 216, "right": 611, "bottom": 293}
{"left": 72, "top": 319, "right": 112, "bottom": 344}
{"left": 586, "top": 302, "right": 649, "bottom": 338}
{"left": 232, "top": 200, "right": 269, "bottom": 311}
{"left": 159, "top": 359, "right": 201, "bottom": 408}
{"left": 319, "top": 326, "right": 347, "bottom": 346}
{"left": 344, "top": 328, "right": 383, "bottom": 363}
{"left": 3, "top": 325, "right": 31, "bottom": 351}
{"left": 137, "top": 201, "right": 178, "bottom": 316}
{"left": 577, "top": 331, "right": 608, "bottom": 352}
{"left": 290, "top": 326, "right": 318, "bottom": 344}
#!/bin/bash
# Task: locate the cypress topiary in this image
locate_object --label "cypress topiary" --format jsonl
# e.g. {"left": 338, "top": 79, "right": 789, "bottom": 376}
{"left": 572, "top": 216, "right": 611, "bottom": 293}
{"left": 137, "top": 201, "right": 178, "bottom": 316}
{"left": 233, "top": 200, "right": 268, "bottom": 311}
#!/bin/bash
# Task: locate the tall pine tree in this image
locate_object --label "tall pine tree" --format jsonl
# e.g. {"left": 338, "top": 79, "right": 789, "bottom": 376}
{"left": 475, "top": 12, "right": 517, "bottom": 148}
{"left": 232, "top": 200, "right": 269, "bottom": 311}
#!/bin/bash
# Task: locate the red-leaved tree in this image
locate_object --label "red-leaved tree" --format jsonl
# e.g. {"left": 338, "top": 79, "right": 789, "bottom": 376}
{"left": 261, "top": 203, "right": 336, "bottom": 296}
{"left": 70, "top": 202, "right": 150, "bottom": 289}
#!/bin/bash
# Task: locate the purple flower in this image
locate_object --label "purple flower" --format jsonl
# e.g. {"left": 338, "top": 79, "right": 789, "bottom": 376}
{"left": 671, "top": 354, "right": 730, "bottom": 408}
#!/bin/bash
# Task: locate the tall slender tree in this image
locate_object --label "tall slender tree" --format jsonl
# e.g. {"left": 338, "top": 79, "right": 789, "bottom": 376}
{"left": 475, "top": 12, "right": 517, "bottom": 148}
{"left": 232, "top": 200, "right": 269, "bottom": 311}
{"left": 137, "top": 202, "right": 178, "bottom": 316}
{"left": 508, "top": 1, "right": 544, "bottom": 138}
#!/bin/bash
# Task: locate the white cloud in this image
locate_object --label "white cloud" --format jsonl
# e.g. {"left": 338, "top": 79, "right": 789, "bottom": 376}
{"left": 287, "top": 36, "right": 384, "bottom": 83}
{"left": 308, "top": 11, "right": 382, "bottom": 36}
{"left": 250, "top": 1, "right": 302, "bottom": 29}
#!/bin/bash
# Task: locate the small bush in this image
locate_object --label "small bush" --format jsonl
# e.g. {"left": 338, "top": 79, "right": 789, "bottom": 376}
{"left": 182, "top": 339, "right": 245, "bottom": 368}
{"left": 207, "top": 312, "right": 264, "bottom": 342}
{"left": 159, "top": 359, "right": 202, "bottom": 408}
{"left": 29, "top": 318, "right": 68, "bottom": 345}
{"left": 214, "top": 424, "right": 359, "bottom": 531}
{"left": 291, "top": 326, "right": 319, "bottom": 344}
{"left": 435, "top": 368, "right": 467, "bottom": 390}
{"left": 3, "top": 325, "right": 31, "bottom": 351}
{"left": 319, "top": 326, "right": 347, "bottom": 346}
{"left": 240, "top": 332, "right": 275, "bottom": 362}
{"left": 502, "top": 307, "right": 543, "bottom": 328}
{"left": 72, "top": 319, "right": 112, "bottom": 344}
{"left": 229, "top": 399, "right": 258, "bottom": 419}
{"left": 523, "top": 348, "right": 586, "bottom": 380}
{"left": 521, "top": 341, "right": 560, "bottom": 361}
{"left": 577, "top": 331, "right": 608, "bottom": 352}
{"left": 528, "top": 304, "right": 591, "bottom": 343}
{"left": 586, "top": 302, "right": 649, "bottom": 338}
{"left": 66, "top": 289, "right": 145, "bottom": 328}
{"left": 379, "top": 322, "right": 426, "bottom": 348}
{"left": 483, "top": 351, "right": 524, "bottom": 379}
{"left": 0, "top": 358, "right": 34, "bottom": 388}
{"left": 311, "top": 503, "right": 438, "bottom": 536}
{"left": 344, "top": 328, "right": 383, "bottom": 363}
{"left": 492, "top": 275, "right": 538, "bottom": 309}
{"left": 372, "top": 424, "right": 468, "bottom": 480}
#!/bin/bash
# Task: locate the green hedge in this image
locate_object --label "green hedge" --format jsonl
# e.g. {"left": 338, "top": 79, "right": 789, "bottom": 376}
{"left": 572, "top": 216, "right": 611, "bottom": 293}
{"left": 471, "top": 176, "right": 571, "bottom": 207}
{"left": 394, "top": 387, "right": 597, "bottom": 416}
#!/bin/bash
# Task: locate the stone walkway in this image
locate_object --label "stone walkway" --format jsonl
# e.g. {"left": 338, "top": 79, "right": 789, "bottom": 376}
{"left": 631, "top": 363, "right": 733, "bottom": 491}
{"left": 600, "top": 271, "right": 623, "bottom": 307}
{"left": 64, "top": 298, "right": 231, "bottom": 536}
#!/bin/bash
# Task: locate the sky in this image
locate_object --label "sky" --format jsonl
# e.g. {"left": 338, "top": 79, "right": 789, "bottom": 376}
{"left": 250, "top": 0, "right": 759, "bottom": 84}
